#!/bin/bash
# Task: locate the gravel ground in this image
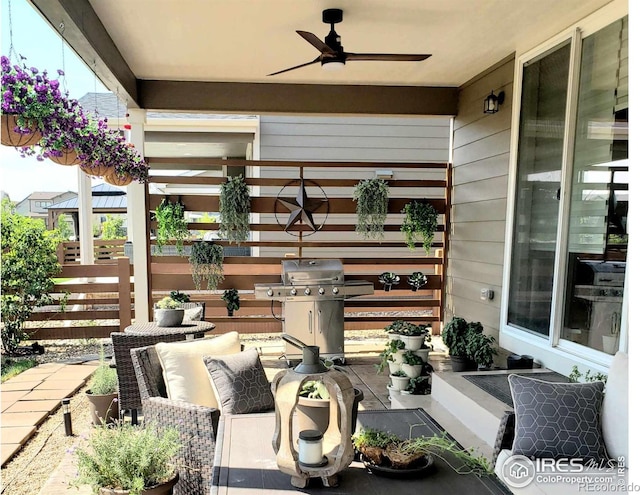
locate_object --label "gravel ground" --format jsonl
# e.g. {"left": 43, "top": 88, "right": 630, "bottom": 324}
{"left": 1, "top": 329, "right": 393, "bottom": 495}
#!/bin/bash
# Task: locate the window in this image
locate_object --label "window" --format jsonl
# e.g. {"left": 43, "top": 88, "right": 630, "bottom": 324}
{"left": 505, "top": 14, "right": 628, "bottom": 359}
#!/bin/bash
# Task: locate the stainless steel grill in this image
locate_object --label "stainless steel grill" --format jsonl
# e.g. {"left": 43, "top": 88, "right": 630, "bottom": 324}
{"left": 255, "top": 259, "right": 373, "bottom": 364}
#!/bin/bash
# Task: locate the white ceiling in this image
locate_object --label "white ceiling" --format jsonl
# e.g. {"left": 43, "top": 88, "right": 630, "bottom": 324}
{"left": 88, "top": 0, "right": 613, "bottom": 87}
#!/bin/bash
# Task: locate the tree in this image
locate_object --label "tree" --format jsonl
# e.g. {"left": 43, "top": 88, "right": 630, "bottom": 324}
{"left": 1, "top": 199, "right": 62, "bottom": 353}
{"left": 56, "top": 213, "right": 74, "bottom": 240}
{"left": 101, "top": 214, "right": 126, "bottom": 240}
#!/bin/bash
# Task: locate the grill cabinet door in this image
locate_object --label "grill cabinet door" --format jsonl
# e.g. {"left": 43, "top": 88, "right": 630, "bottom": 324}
{"left": 315, "top": 299, "right": 345, "bottom": 357}
{"left": 283, "top": 300, "right": 314, "bottom": 358}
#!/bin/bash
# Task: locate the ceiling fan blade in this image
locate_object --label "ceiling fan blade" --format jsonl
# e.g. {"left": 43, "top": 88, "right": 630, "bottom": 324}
{"left": 267, "top": 56, "right": 322, "bottom": 76}
{"left": 345, "top": 53, "right": 431, "bottom": 62}
{"left": 297, "top": 31, "right": 336, "bottom": 55}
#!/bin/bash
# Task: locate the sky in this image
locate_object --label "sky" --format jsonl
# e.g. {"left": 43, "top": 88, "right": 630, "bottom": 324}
{"left": 1, "top": 0, "right": 108, "bottom": 203}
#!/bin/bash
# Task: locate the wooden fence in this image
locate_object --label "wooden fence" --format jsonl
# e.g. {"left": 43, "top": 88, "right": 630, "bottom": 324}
{"left": 57, "top": 239, "right": 127, "bottom": 265}
{"left": 26, "top": 257, "right": 133, "bottom": 341}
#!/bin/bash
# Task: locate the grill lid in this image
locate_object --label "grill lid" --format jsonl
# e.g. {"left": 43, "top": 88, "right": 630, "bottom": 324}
{"left": 282, "top": 259, "right": 344, "bottom": 286}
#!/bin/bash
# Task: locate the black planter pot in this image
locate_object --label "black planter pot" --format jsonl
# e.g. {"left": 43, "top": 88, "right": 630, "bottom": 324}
{"left": 227, "top": 309, "right": 234, "bottom": 317}
{"left": 450, "top": 355, "right": 477, "bottom": 372}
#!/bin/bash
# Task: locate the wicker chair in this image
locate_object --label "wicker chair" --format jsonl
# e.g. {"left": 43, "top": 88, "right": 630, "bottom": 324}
{"left": 131, "top": 341, "right": 220, "bottom": 495}
{"left": 110, "top": 332, "right": 187, "bottom": 424}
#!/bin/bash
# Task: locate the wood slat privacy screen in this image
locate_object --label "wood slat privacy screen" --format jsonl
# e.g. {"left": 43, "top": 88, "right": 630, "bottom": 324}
{"left": 147, "top": 158, "right": 451, "bottom": 334}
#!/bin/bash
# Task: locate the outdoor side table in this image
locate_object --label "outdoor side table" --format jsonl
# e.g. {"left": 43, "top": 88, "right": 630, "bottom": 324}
{"left": 211, "top": 408, "right": 511, "bottom": 495}
{"left": 124, "top": 321, "right": 215, "bottom": 339}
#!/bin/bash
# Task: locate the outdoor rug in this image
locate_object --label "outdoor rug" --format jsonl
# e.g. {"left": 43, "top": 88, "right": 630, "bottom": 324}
{"left": 463, "top": 371, "right": 570, "bottom": 408}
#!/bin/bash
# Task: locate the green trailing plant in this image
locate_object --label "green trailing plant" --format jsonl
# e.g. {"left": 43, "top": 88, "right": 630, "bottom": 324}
{"left": 402, "top": 350, "right": 423, "bottom": 366}
{"left": 568, "top": 366, "right": 608, "bottom": 383}
{"left": 299, "top": 380, "right": 330, "bottom": 399}
{"left": 405, "top": 376, "right": 430, "bottom": 395}
{"left": 73, "top": 422, "right": 181, "bottom": 495}
{"left": 390, "top": 370, "right": 408, "bottom": 377}
{"left": 169, "top": 290, "right": 190, "bottom": 303}
{"left": 218, "top": 175, "right": 251, "bottom": 244}
{"left": 384, "top": 320, "right": 431, "bottom": 338}
{"left": 353, "top": 178, "right": 389, "bottom": 240}
{"left": 189, "top": 241, "right": 225, "bottom": 291}
{"left": 1, "top": 199, "right": 63, "bottom": 353}
{"left": 154, "top": 198, "right": 189, "bottom": 255}
{"left": 353, "top": 427, "right": 492, "bottom": 475}
{"left": 400, "top": 200, "right": 439, "bottom": 255}
{"left": 156, "top": 296, "right": 180, "bottom": 310}
{"left": 221, "top": 288, "right": 240, "bottom": 313}
{"left": 376, "top": 339, "right": 406, "bottom": 373}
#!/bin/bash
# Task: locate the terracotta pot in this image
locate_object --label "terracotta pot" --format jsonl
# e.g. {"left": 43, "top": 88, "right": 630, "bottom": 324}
{"left": 1, "top": 114, "right": 42, "bottom": 147}
{"left": 49, "top": 148, "right": 81, "bottom": 166}
{"left": 297, "top": 387, "right": 363, "bottom": 435}
{"left": 86, "top": 390, "right": 119, "bottom": 426}
{"left": 105, "top": 170, "right": 133, "bottom": 186}
{"left": 98, "top": 474, "right": 178, "bottom": 495}
{"left": 450, "top": 355, "right": 477, "bottom": 372}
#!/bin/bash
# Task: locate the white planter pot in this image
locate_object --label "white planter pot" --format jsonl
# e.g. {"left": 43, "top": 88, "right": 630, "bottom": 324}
{"left": 388, "top": 333, "right": 402, "bottom": 342}
{"left": 387, "top": 384, "right": 401, "bottom": 401}
{"left": 389, "top": 375, "right": 410, "bottom": 390}
{"left": 399, "top": 335, "right": 425, "bottom": 351}
{"left": 414, "top": 348, "right": 430, "bottom": 363}
{"left": 401, "top": 363, "right": 423, "bottom": 379}
{"left": 390, "top": 350, "right": 406, "bottom": 363}
{"left": 387, "top": 360, "right": 402, "bottom": 374}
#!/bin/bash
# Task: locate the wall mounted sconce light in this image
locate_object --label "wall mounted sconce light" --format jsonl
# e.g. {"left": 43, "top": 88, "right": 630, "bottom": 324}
{"left": 484, "top": 90, "right": 505, "bottom": 114}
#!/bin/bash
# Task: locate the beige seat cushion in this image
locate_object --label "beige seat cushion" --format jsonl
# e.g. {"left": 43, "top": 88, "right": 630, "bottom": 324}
{"left": 155, "top": 331, "right": 241, "bottom": 408}
{"left": 601, "top": 351, "right": 628, "bottom": 463}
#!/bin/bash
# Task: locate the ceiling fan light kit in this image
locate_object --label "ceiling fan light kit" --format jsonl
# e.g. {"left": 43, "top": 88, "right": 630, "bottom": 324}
{"left": 268, "top": 8, "right": 431, "bottom": 76}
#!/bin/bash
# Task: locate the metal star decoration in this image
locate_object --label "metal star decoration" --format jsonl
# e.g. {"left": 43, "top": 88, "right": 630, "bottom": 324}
{"left": 277, "top": 179, "right": 326, "bottom": 232}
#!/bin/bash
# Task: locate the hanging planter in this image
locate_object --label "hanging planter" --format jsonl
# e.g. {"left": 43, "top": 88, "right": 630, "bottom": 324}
{"left": 189, "top": 241, "right": 224, "bottom": 291}
{"left": 218, "top": 175, "right": 251, "bottom": 244}
{"left": 401, "top": 200, "right": 439, "bottom": 255}
{"left": 154, "top": 198, "right": 190, "bottom": 254}
{"left": 0, "top": 114, "right": 42, "bottom": 147}
{"left": 353, "top": 178, "right": 389, "bottom": 240}
{"left": 104, "top": 170, "right": 133, "bottom": 186}
{"left": 81, "top": 161, "right": 114, "bottom": 177}
{"left": 49, "top": 147, "right": 81, "bottom": 166}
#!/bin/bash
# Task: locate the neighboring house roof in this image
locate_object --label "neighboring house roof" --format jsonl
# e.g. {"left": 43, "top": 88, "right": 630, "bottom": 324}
{"left": 47, "top": 183, "right": 127, "bottom": 211}
{"left": 24, "top": 191, "right": 72, "bottom": 200}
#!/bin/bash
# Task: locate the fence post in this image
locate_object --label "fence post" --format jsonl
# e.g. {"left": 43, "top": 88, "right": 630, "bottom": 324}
{"left": 117, "top": 257, "right": 132, "bottom": 330}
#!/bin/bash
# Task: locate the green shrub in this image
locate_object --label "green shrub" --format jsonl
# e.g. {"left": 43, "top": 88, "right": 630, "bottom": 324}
{"left": 89, "top": 362, "right": 118, "bottom": 395}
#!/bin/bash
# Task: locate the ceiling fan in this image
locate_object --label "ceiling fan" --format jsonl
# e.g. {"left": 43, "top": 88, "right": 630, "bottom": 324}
{"left": 268, "top": 8, "right": 431, "bottom": 76}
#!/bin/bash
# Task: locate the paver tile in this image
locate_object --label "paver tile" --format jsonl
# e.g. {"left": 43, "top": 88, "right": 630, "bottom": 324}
{"left": 1, "top": 443, "right": 21, "bottom": 467}
{"left": 3, "top": 399, "right": 61, "bottom": 413}
{"left": 1, "top": 426, "right": 36, "bottom": 445}
{"left": 3, "top": 373, "right": 50, "bottom": 382}
{"left": 1, "top": 400, "right": 18, "bottom": 412}
{"left": 35, "top": 378, "right": 85, "bottom": 392}
{"left": 20, "top": 388, "right": 76, "bottom": 401}
{"left": 1, "top": 391, "right": 29, "bottom": 403}
{"left": 35, "top": 363, "right": 67, "bottom": 372}
{"left": 1, "top": 411, "right": 50, "bottom": 427}
{"left": 0, "top": 380, "right": 43, "bottom": 392}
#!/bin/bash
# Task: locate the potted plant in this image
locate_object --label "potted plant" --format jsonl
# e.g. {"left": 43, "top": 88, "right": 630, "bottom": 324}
{"left": 86, "top": 350, "right": 119, "bottom": 426}
{"left": 466, "top": 331, "right": 497, "bottom": 370}
{"left": 169, "top": 290, "right": 190, "bottom": 303}
{"left": 397, "top": 321, "right": 430, "bottom": 351}
{"left": 401, "top": 351, "right": 423, "bottom": 379}
{"left": 154, "top": 296, "right": 184, "bottom": 327}
{"left": 353, "top": 178, "right": 389, "bottom": 240}
{"left": 400, "top": 200, "right": 439, "bottom": 255}
{"left": 189, "top": 241, "right": 224, "bottom": 290}
{"left": 442, "top": 316, "right": 486, "bottom": 371}
{"left": 389, "top": 370, "right": 410, "bottom": 390}
{"left": 407, "top": 272, "right": 428, "bottom": 291}
{"left": 378, "top": 272, "right": 400, "bottom": 291}
{"left": 296, "top": 380, "right": 363, "bottom": 435}
{"left": 221, "top": 288, "right": 240, "bottom": 316}
{"left": 375, "top": 338, "right": 405, "bottom": 374}
{"left": 73, "top": 421, "right": 181, "bottom": 495}
{"left": 353, "top": 427, "right": 492, "bottom": 474}
{"left": 218, "top": 175, "right": 251, "bottom": 244}
{"left": 154, "top": 198, "right": 190, "bottom": 255}
{"left": 401, "top": 375, "right": 430, "bottom": 396}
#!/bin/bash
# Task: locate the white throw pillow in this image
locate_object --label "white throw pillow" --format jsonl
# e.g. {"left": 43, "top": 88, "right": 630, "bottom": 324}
{"left": 155, "top": 332, "right": 241, "bottom": 408}
{"left": 182, "top": 305, "right": 203, "bottom": 323}
{"left": 602, "top": 351, "right": 628, "bottom": 464}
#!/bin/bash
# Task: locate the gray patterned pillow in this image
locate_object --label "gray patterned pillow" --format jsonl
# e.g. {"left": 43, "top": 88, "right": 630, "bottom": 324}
{"left": 508, "top": 374, "right": 607, "bottom": 462}
{"left": 203, "top": 349, "right": 274, "bottom": 415}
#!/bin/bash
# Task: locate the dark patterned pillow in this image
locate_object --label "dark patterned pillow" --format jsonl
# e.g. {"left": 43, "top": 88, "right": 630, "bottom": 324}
{"left": 203, "top": 349, "right": 274, "bottom": 415}
{"left": 508, "top": 374, "right": 607, "bottom": 462}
